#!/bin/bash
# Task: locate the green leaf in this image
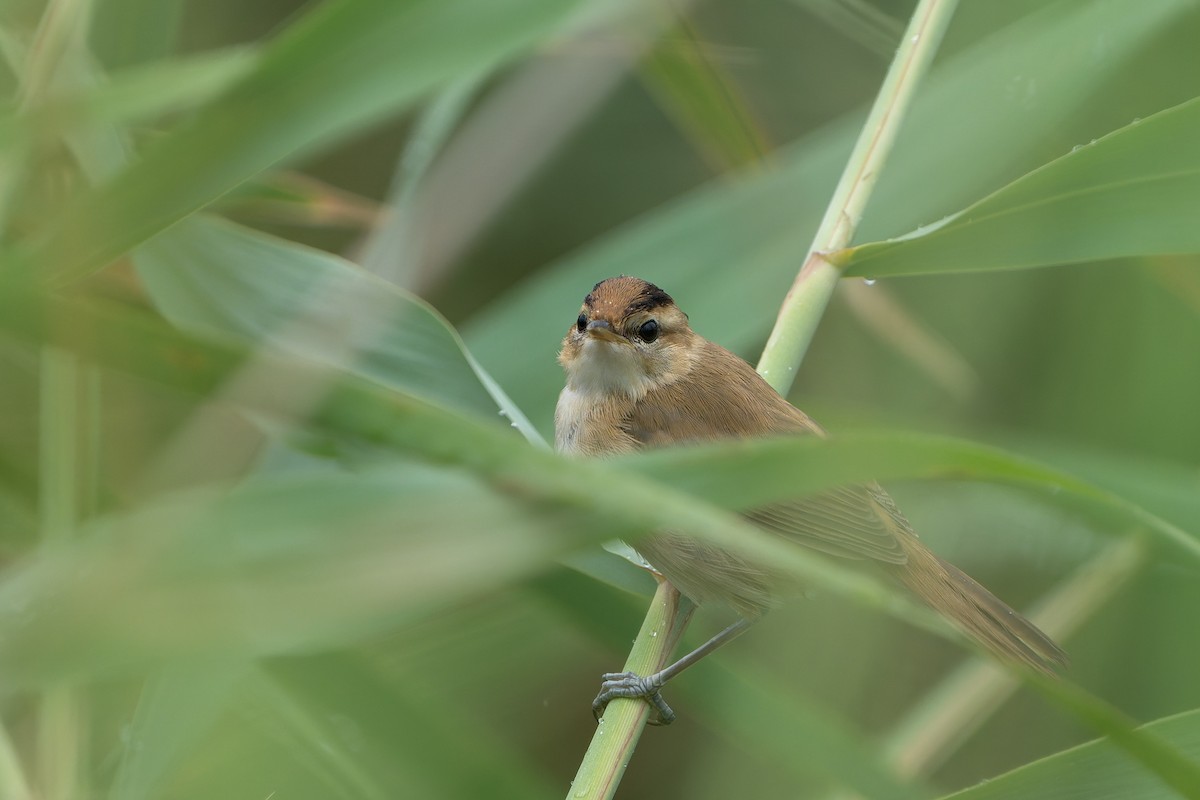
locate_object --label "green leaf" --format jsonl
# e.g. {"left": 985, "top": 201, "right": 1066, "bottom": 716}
{"left": 840, "top": 96, "right": 1200, "bottom": 277}
{"left": 0, "top": 462, "right": 610, "bottom": 687}
{"left": 1017, "top": 439, "right": 1200, "bottom": 537}
{"left": 638, "top": 14, "right": 769, "bottom": 173}
{"left": 110, "top": 662, "right": 250, "bottom": 800}
{"left": 0, "top": 47, "right": 259, "bottom": 154}
{"left": 942, "top": 709, "right": 1200, "bottom": 800}
{"left": 229, "top": 661, "right": 558, "bottom": 800}
{"left": 857, "top": 0, "right": 1197, "bottom": 243}
{"left": 234, "top": 668, "right": 396, "bottom": 800}
{"left": 623, "top": 432, "right": 1200, "bottom": 561}
{"left": 359, "top": 72, "right": 485, "bottom": 285}
{"left": 691, "top": 660, "right": 933, "bottom": 800}
{"left": 134, "top": 215, "right": 542, "bottom": 444}
{"left": 90, "top": 0, "right": 185, "bottom": 70}
{"left": 25, "top": 0, "right": 592, "bottom": 284}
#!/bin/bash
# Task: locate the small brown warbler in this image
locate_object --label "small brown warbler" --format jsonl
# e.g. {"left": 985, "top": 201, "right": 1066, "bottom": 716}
{"left": 556, "top": 276, "right": 1066, "bottom": 724}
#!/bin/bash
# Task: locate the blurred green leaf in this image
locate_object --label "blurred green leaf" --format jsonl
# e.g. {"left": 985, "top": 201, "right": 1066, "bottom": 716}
{"left": 841, "top": 96, "right": 1200, "bottom": 277}
{"left": 942, "top": 708, "right": 1200, "bottom": 800}
{"left": 873, "top": 537, "right": 1147, "bottom": 784}
{"left": 110, "top": 662, "right": 249, "bottom": 800}
{"left": 25, "top": 0, "right": 594, "bottom": 284}
{"left": 0, "top": 462, "right": 609, "bottom": 687}
{"left": 134, "top": 215, "right": 541, "bottom": 443}
{"left": 250, "top": 656, "right": 560, "bottom": 800}
{"left": 625, "top": 432, "right": 1200, "bottom": 561}
{"left": 1017, "top": 440, "right": 1200, "bottom": 539}
{"left": 0, "top": 47, "right": 259, "bottom": 153}
{"left": 639, "top": 14, "right": 769, "bottom": 173}
{"left": 234, "top": 669, "right": 396, "bottom": 800}
{"left": 691, "top": 659, "right": 933, "bottom": 800}
{"left": 216, "top": 171, "right": 382, "bottom": 229}
{"left": 359, "top": 72, "right": 485, "bottom": 285}
{"left": 90, "top": 0, "right": 185, "bottom": 70}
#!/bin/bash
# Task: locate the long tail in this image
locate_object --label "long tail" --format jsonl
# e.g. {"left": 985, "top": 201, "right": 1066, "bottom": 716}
{"left": 893, "top": 542, "right": 1069, "bottom": 673}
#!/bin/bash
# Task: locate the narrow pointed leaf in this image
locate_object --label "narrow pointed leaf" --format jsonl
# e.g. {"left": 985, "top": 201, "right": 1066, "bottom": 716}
{"left": 25, "top": 0, "right": 592, "bottom": 284}
{"left": 134, "top": 215, "right": 542, "bottom": 444}
{"left": 942, "top": 709, "right": 1200, "bottom": 800}
{"left": 841, "top": 96, "right": 1200, "bottom": 277}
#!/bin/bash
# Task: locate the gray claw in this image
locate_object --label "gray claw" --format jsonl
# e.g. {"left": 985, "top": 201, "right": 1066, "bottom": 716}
{"left": 592, "top": 671, "right": 676, "bottom": 726}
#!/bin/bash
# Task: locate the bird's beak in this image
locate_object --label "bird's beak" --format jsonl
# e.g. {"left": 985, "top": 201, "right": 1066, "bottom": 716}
{"left": 585, "top": 319, "right": 625, "bottom": 343}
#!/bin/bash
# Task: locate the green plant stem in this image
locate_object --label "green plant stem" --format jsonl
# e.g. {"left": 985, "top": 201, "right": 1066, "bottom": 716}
{"left": 756, "top": 0, "right": 959, "bottom": 394}
{"left": 822, "top": 537, "right": 1148, "bottom": 800}
{"left": 0, "top": 723, "right": 33, "bottom": 800}
{"left": 16, "top": 0, "right": 93, "bottom": 109}
{"left": 37, "top": 348, "right": 88, "bottom": 800}
{"left": 565, "top": 581, "right": 694, "bottom": 800}
{"left": 882, "top": 537, "right": 1146, "bottom": 779}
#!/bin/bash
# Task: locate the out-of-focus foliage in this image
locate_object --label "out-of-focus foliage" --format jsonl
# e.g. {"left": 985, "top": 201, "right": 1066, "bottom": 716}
{"left": 0, "top": 0, "right": 1198, "bottom": 798}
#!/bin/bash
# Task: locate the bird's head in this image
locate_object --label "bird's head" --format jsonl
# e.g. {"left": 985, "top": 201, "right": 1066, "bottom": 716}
{"left": 558, "top": 276, "right": 697, "bottom": 398}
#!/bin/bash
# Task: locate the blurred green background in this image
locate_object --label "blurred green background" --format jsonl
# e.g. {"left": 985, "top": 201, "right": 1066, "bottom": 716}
{"left": 1, "top": 0, "right": 1199, "bottom": 798}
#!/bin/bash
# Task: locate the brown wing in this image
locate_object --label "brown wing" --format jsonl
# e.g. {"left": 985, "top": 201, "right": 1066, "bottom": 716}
{"left": 748, "top": 484, "right": 909, "bottom": 565}
{"left": 625, "top": 341, "right": 910, "bottom": 567}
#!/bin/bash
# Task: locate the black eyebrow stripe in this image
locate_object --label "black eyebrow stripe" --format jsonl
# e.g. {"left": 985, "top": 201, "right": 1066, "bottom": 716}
{"left": 625, "top": 285, "right": 673, "bottom": 313}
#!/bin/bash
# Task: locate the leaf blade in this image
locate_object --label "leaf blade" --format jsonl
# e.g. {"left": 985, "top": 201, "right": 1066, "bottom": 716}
{"left": 841, "top": 96, "right": 1200, "bottom": 277}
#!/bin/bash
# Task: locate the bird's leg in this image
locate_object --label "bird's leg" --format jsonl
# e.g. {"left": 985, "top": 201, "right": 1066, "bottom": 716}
{"left": 592, "top": 617, "right": 756, "bottom": 726}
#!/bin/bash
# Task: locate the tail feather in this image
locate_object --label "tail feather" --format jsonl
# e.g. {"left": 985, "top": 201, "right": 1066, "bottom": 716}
{"left": 893, "top": 544, "right": 1068, "bottom": 673}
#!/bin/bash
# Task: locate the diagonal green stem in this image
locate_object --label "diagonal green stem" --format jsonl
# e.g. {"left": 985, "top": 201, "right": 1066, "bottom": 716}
{"left": 821, "top": 536, "right": 1148, "bottom": 800}
{"left": 565, "top": 581, "right": 693, "bottom": 800}
{"left": 37, "top": 348, "right": 91, "bottom": 800}
{"left": 756, "top": 0, "right": 959, "bottom": 393}
{"left": 881, "top": 537, "right": 1145, "bottom": 779}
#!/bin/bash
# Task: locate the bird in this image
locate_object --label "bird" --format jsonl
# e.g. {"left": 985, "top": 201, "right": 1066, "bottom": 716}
{"left": 555, "top": 276, "right": 1067, "bottom": 724}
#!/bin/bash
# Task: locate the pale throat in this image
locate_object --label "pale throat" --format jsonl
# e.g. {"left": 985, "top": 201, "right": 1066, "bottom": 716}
{"left": 564, "top": 338, "right": 657, "bottom": 400}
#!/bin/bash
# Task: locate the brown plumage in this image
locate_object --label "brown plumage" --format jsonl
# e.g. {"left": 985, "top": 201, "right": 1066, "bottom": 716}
{"left": 556, "top": 276, "right": 1067, "bottom": 673}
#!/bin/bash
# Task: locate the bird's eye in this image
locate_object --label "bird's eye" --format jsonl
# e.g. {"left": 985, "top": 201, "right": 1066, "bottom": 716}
{"left": 637, "top": 319, "right": 659, "bottom": 342}
{"left": 576, "top": 313, "right": 587, "bottom": 332}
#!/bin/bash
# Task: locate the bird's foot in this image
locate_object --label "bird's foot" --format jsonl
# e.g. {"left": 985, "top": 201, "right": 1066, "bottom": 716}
{"left": 592, "top": 671, "right": 676, "bottom": 726}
